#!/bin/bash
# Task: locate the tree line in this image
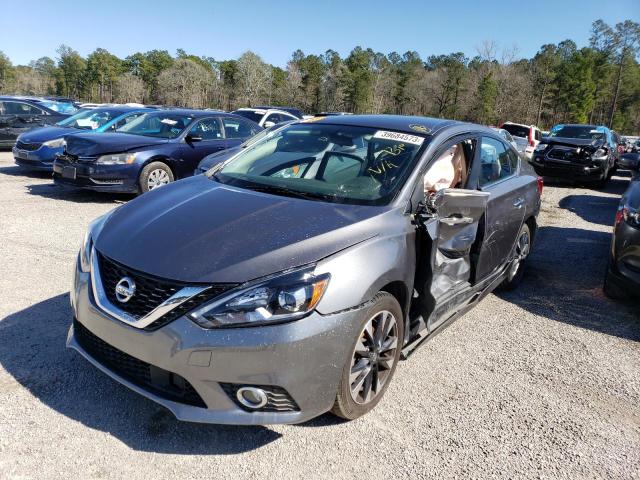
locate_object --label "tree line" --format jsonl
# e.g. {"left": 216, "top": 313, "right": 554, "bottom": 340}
{"left": 0, "top": 19, "right": 638, "bottom": 133}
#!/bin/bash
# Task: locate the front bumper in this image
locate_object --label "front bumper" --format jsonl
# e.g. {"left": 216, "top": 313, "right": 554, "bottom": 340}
{"left": 68, "top": 263, "right": 364, "bottom": 424}
{"left": 13, "top": 145, "right": 63, "bottom": 171}
{"left": 53, "top": 159, "right": 140, "bottom": 193}
{"left": 530, "top": 155, "right": 606, "bottom": 182}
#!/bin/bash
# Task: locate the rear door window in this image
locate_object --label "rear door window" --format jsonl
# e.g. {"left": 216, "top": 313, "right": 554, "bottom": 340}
{"left": 223, "top": 117, "right": 259, "bottom": 138}
{"left": 189, "top": 118, "right": 222, "bottom": 140}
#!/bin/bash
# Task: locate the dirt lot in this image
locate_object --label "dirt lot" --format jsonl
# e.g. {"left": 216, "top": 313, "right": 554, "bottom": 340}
{"left": 0, "top": 150, "right": 638, "bottom": 479}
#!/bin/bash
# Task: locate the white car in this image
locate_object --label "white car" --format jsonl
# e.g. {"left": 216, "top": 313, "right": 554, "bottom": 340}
{"left": 491, "top": 127, "right": 519, "bottom": 152}
{"left": 500, "top": 122, "right": 542, "bottom": 159}
{"left": 232, "top": 107, "right": 300, "bottom": 128}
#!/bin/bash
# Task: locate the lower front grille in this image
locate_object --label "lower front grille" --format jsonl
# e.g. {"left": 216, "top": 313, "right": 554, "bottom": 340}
{"left": 74, "top": 319, "right": 206, "bottom": 408}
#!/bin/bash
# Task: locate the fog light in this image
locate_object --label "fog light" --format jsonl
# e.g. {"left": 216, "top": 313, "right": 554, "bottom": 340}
{"left": 236, "top": 387, "right": 268, "bottom": 409}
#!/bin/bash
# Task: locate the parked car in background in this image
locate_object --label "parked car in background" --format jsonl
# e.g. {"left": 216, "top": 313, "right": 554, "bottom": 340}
{"left": 0, "top": 96, "right": 75, "bottom": 148}
{"left": 253, "top": 105, "right": 304, "bottom": 119}
{"left": 13, "top": 106, "right": 152, "bottom": 171}
{"left": 604, "top": 152, "right": 640, "bottom": 300}
{"left": 232, "top": 107, "right": 301, "bottom": 127}
{"left": 491, "top": 127, "right": 519, "bottom": 152}
{"left": 196, "top": 120, "right": 294, "bottom": 174}
{"left": 634, "top": 140, "right": 640, "bottom": 153}
{"left": 53, "top": 110, "right": 261, "bottom": 194}
{"left": 315, "top": 112, "right": 354, "bottom": 116}
{"left": 530, "top": 124, "right": 618, "bottom": 188}
{"left": 612, "top": 130, "right": 625, "bottom": 155}
{"left": 500, "top": 122, "right": 542, "bottom": 158}
{"left": 67, "top": 115, "right": 541, "bottom": 425}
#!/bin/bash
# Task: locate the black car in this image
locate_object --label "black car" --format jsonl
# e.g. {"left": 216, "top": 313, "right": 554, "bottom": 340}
{"left": 53, "top": 110, "right": 261, "bottom": 194}
{"left": 530, "top": 124, "right": 618, "bottom": 187}
{"left": 604, "top": 153, "right": 640, "bottom": 300}
{"left": 0, "top": 96, "right": 74, "bottom": 148}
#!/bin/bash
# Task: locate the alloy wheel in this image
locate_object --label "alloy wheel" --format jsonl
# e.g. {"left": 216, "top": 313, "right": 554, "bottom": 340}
{"left": 147, "top": 169, "right": 170, "bottom": 190}
{"left": 508, "top": 229, "right": 531, "bottom": 280}
{"left": 349, "top": 310, "right": 399, "bottom": 405}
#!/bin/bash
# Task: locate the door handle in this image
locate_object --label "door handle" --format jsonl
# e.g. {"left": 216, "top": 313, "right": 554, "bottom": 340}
{"left": 513, "top": 197, "right": 525, "bottom": 208}
{"left": 440, "top": 216, "right": 474, "bottom": 226}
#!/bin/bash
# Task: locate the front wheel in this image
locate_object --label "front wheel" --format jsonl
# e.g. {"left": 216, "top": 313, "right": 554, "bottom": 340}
{"left": 499, "top": 222, "right": 532, "bottom": 291}
{"left": 331, "top": 292, "right": 404, "bottom": 420}
{"left": 139, "top": 161, "right": 174, "bottom": 194}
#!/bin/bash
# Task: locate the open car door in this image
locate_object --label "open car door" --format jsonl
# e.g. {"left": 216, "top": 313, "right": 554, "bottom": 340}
{"left": 419, "top": 188, "right": 489, "bottom": 331}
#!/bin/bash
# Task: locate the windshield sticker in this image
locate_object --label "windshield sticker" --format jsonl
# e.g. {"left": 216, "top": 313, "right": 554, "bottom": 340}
{"left": 374, "top": 130, "right": 424, "bottom": 145}
{"left": 161, "top": 118, "right": 178, "bottom": 125}
{"left": 409, "top": 124, "right": 430, "bottom": 133}
{"left": 76, "top": 119, "right": 98, "bottom": 129}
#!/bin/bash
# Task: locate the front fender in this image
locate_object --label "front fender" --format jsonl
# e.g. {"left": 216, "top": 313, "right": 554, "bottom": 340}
{"left": 314, "top": 216, "right": 415, "bottom": 316}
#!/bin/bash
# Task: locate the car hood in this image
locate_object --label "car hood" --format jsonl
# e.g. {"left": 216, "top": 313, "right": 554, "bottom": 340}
{"left": 65, "top": 132, "right": 168, "bottom": 157}
{"left": 18, "top": 126, "right": 78, "bottom": 143}
{"left": 540, "top": 136, "right": 605, "bottom": 150}
{"left": 94, "top": 175, "right": 387, "bottom": 283}
{"left": 197, "top": 146, "right": 241, "bottom": 171}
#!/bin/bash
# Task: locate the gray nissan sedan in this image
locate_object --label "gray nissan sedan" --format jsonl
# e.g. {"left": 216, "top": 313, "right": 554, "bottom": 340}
{"left": 68, "top": 115, "right": 541, "bottom": 424}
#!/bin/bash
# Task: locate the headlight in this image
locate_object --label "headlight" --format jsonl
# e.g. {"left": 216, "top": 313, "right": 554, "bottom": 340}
{"left": 188, "top": 269, "right": 330, "bottom": 328}
{"left": 96, "top": 152, "right": 137, "bottom": 165}
{"left": 78, "top": 213, "right": 111, "bottom": 272}
{"left": 592, "top": 148, "right": 607, "bottom": 158}
{"left": 534, "top": 143, "right": 547, "bottom": 152}
{"left": 43, "top": 138, "right": 66, "bottom": 148}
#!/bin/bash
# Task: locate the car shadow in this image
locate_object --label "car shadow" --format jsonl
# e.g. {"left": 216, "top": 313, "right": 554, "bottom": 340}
{"left": 497, "top": 226, "right": 640, "bottom": 341}
{"left": 24, "top": 183, "right": 134, "bottom": 204}
{"left": 558, "top": 195, "right": 620, "bottom": 226}
{"left": 542, "top": 175, "right": 630, "bottom": 196}
{"left": 0, "top": 294, "right": 281, "bottom": 454}
{"left": 0, "top": 164, "right": 53, "bottom": 179}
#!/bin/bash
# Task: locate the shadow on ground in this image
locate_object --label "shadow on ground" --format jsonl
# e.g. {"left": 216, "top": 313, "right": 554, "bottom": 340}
{"left": 0, "top": 295, "right": 281, "bottom": 454}
{"left": 542, "top": 170, "right": 630, "bottom": 197}
{"left": 498, "top": 225, "right": 640, "bottom": 341}
{"left": 558, "top": 194, "right": 620, "bottom": 226}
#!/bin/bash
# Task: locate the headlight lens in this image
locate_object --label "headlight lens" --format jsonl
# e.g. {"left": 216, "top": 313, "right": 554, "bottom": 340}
{"left": 78, "top": 213, "right": 111, "bottom": 272}
{"left": 189, "top": 269, "right": 330, "bottom": 328}
{"left": 96, "top": 152, "right": 137, "bottom": 165}
{"left": 43, "top": 138, "right": 66, "bottom": 148}
{"left": 592, "top": 148, "right": 607, "bottom": 158}
{"left": 534, "top": 143, "right": 547, "bottom": 152}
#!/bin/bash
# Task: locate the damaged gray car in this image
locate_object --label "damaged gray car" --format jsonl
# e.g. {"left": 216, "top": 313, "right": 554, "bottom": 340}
{"left": 68, "top": 115, "right": 542, "bottom": 424}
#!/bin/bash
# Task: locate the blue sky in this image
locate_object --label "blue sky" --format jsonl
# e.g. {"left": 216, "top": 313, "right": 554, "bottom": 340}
{"left": 1, "top": 0, "right": 638, "bottom": 66}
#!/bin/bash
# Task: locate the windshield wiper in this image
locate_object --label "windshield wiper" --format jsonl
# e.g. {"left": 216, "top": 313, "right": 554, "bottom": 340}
{"left": 244, "top": 184, "right": 328, "bottom": 201}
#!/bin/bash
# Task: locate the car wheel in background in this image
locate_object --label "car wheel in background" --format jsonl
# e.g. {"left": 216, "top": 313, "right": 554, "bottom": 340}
{"left": 139, "top": 161, "right": 174, "bottom": 193}
{"left": 331, "top": 292, "right": 404, "bottom": 420}
{"left": 499, "top": 222, "right": 531, "bottom": 291}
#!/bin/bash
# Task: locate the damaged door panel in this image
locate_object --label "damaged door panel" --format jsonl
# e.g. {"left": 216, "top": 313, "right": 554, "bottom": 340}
{"left": 418, "top": 188, "right": 489, "bottom": 331}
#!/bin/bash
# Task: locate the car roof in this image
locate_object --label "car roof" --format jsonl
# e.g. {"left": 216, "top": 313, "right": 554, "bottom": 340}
{"left": 302, "top": 114, "right": 462, "bottom": 135}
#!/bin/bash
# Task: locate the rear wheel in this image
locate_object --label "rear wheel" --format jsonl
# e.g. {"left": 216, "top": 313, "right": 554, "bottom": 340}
{"left": 331, "top": 292, "right": 404, "bottom": 420}
{"left": 499, "top": 222, "right": 531, "bottom": 291}
{"left": 139, "top": 161, "right": 174, "bottom": 194}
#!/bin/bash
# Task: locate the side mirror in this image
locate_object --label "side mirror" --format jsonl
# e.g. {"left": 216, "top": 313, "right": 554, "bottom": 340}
{"left": 185, "top": 134, "right": 203, "bottom": 143}
{"left": 263, "top": 121, "right": 276, "bottom": 129}
{"left": 619, "top": 153, "right": 640, "bottom": 171}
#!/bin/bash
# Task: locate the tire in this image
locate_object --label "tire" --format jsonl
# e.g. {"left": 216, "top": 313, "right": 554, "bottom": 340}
{"left": 139, "top": 161, "right": 174, "bottom": 194}
{"left": 499, "top": 222, "right": 532, "bottom": 291}
{"left": 603, "top": 258, "right": 629, "bottom": 300}
{"left": 331, "top": 292, "right": 404, "bottom": 421}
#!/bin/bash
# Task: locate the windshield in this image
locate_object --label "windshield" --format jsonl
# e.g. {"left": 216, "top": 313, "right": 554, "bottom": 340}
{"left": 211, "top": 123, "right": 428, "bottom": 206}
{"left": 39, "top": 100, "right": 77, "bottom": 114}
{"left": 501, "top": 124, "right": 530, "bottom": 138}
{"left": 57, "top": 108, "right": 126, "bottom": 130}
{"left": 233, "top": 110, "right": 264, "bottom": 124}
{"left": 116, "top": 112, "right": 193, "bottom": 139}
{"left": 550, "top": 125, "right": 605, "bottom": 140}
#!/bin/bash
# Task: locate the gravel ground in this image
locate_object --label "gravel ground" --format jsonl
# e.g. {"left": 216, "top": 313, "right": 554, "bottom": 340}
{"left": 0, "top": 150, "right": 638, "bottom": 479}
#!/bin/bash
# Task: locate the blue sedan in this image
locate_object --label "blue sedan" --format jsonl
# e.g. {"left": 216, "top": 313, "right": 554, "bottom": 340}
{"left": 13, "top": 107, "right": 152, "bottom": 171}
{"left": 53, "top": 110, "right": 262, "bottom": 194}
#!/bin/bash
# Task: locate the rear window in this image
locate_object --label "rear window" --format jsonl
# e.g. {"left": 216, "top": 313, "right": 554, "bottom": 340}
{"left": 501, "top": 124, "right": 530, "bottom": 138}
{"left": 233, "top": 110, "right": 264, "bottom": 124}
